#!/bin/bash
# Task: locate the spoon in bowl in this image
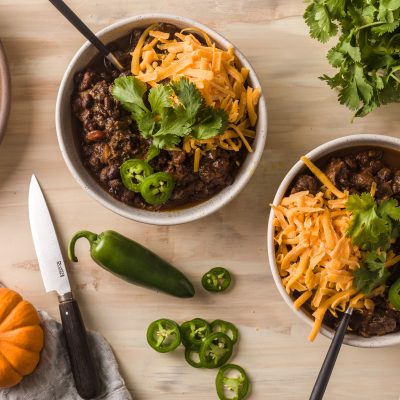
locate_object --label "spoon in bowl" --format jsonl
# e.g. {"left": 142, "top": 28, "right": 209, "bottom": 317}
{"left": 48, "top": 0, "right": 124, "bottom": 71}
{"left": 309, "top": 307, "right": 353, "bottom": 400}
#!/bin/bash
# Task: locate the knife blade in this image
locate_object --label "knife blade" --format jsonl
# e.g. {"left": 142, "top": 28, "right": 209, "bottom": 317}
{"left": 28, "top": 175, "right": 100, "bottom": 399}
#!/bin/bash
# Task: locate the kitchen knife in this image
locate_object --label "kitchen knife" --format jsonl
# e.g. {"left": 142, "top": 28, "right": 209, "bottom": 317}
{"left": 28, "top": 175, "right": 100, "bottom": 399}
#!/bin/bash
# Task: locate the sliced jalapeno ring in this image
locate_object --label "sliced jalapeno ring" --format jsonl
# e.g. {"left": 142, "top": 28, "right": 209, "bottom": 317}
{"left": 140, "top": 172, "right": 175, "bottom": 205}
{"left": 120, "top": 159, "right": 153, "bottom": 192}
{"left": 184, "top": 347, "right": 203, "bottom": 368}
{"left": 389, "top": 278, "right": 400, "bottom": 310}
{"left": 180, "top": 318, "right": 211, "bottom": 350}
{"left": 202, "top": 267, "right": 232, "bottom": 292}
{"left": 199, "top": 332, "right": 233, "bottom": 369}
{"left": 211, "top": 320, "right": 239, "bottom": 344}
{"left": 216, "top": 364, "right": 250, "bottom": 400}
{"left": 146, "top": 319, "right": 181, "bottom": 353}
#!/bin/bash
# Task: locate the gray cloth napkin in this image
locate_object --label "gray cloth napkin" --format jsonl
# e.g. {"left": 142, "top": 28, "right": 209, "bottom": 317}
{"left": 0, "top": 288, "right": 132, "bottom": 400}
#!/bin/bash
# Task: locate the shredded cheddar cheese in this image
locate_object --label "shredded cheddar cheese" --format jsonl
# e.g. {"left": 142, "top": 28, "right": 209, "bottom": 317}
{"left": 130, "top": 26, "right": 261, "bottom": 171}
{"left": 272, "top": 157, "right": 372, "bottom": 341}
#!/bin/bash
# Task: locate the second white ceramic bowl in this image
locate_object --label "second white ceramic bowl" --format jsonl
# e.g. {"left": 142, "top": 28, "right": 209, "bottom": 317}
{"left": 267, "top": 134, "right": 400, "bottom": 347}
{"left": 56, "top": 14, "right": 267, "bottom": 225}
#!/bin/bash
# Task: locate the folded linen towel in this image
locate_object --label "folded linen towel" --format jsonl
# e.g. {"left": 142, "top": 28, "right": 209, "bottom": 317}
{"left": 0, "top": 286, "right": 132, "bottom": 400}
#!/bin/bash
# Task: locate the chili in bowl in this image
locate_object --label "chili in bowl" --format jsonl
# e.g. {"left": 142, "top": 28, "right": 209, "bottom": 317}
{"left": 56, "top": 14, "right": 267, "bottom": 224}
{"left": 267, "top": 134, "right": 400, "bottom": 348}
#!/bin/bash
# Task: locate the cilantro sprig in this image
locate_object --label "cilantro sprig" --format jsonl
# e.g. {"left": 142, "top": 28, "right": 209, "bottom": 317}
{"left": 304, "top": 0, "right": 400, "bottom": 117}
{"left": 346, "top": 193, "right": 400, "bottom": 294}
{"left": 111, "top": 76, "right": 228, "bottom": 154}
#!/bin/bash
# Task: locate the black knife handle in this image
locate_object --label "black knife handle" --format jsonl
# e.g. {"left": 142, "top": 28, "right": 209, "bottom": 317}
{"left": 59, "top": 294, "right": 100, "bottom": 399}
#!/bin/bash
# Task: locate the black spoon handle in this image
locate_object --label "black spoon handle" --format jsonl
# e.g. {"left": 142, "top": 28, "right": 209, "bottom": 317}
{"left": 309, "top": 307, "right": 353, "bottom": 400}
{"left": 49, "top": 0, "right": 110, "bottom": 57}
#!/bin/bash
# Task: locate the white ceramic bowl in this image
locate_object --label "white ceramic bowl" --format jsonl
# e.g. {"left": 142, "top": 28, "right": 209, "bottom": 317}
{"left": 56, "top": 14, "right": 267, "bottom": 225}
{"left": 267, "top": 134, "right": 400, "bottom": 347}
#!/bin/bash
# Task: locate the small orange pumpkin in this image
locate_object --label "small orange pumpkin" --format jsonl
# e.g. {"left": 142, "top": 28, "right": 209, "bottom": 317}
{"left": 0, "top": 288, "right": 44, "bottom": 388}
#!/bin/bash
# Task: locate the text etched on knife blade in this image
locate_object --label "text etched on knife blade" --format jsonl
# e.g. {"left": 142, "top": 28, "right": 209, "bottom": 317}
{"left": 57, "top": 261, "right": 65, "bottom": 277}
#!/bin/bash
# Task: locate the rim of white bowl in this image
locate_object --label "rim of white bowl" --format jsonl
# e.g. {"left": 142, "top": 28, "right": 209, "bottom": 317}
{"left": 56, "top": 13, "right": 267, "bottom": 225}
{"left": 267, "top": 133, "right": 400, "bottom": 348}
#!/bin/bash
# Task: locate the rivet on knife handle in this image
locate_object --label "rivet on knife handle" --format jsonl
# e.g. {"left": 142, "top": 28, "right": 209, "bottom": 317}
{"left": 59, "top": 293, "right": 100, "bottom": 399}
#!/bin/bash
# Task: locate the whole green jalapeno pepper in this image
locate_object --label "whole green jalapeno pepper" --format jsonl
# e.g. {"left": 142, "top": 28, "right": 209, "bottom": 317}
{"left": 68, "top": 230, "right": 195, "bottom": 298}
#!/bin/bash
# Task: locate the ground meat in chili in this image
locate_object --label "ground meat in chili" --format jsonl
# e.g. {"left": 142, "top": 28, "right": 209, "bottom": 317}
{"left": 71, "top": 24, "right": 247, "bottom": 211}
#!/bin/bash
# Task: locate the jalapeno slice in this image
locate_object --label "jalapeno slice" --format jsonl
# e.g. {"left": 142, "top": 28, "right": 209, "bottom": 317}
{"left": 199, "top": 332, "right": 233, "bottom": 369}
{"left": 140, "top": 172, "right": 175, "bottom": 205}
{"left": 389, "top": 278, "right": 400, "bottom": 310}
{"left": 180, "top": 318, "right": 211, "bottom": 350}
{"left": 146, "top": 319, "right": 181, "bottom": 353}
{"left": 184, "top": 347, "right": 203, "bottom": 368}
{"left": 211, "top": 320, "right": 239, "bottom": 344}
{"left": 120, "top": 159, "right": 153, "bottom": 192}
{"left": 216, "top": 364, "right": 250, "bottom": 400}
{"left": 202, "top": 267, "right": 232, "bottom": 292}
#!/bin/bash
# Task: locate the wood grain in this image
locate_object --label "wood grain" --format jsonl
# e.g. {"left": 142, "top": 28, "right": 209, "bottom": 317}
{"left": 0, "top": 1, "right": 400, "bottom": 399}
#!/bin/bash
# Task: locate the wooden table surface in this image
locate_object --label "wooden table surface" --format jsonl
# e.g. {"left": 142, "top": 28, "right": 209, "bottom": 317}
{"left": 1, "top": 1, "right": 400, "bottom": 399}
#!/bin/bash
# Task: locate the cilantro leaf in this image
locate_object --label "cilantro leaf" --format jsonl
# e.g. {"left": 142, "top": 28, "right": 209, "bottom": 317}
{"left": 338, "top": 35, "right": 361, "bottom": 62}
{"left": 354, "top": 251, "right": 390, "bottom": 295}
{"left": 346, "top": 193, "right": 391, "bottom": 250}
{"left": 191, "top": 107, "right": 228, "bottom": 139}
{"left": 171, "top": 77, "right": 203, "bottom": 121}
{"left": 304, "top": 0, "right": 400, "bottom": 117}
{"left": 378, "top": 198, "right": 400, "bottom": 221}
{"left": 338, "top": 64, "right": 374, "bottom": 110}
{"left": 304, "top": 2, "right": 338, "bottom": 43}
{"left": 136, "top": 112, "right": 156, "bottom": 138}
{"left": 112, "top": 76, "right": 149, "bottom": 119}
{"left": 327, "top": 48, "right": 346, "bottom": 67}
{"left": 112, "top": 76, "right": 229, "bottom": 151}
{"left": 145, "top": 145, "right": 161, "bottom": 162}
{"left": 154, "top": 109, "right": 192, "bottom": 138}
{"left": 148, "top": 84, "right": 174, "bottom": 115}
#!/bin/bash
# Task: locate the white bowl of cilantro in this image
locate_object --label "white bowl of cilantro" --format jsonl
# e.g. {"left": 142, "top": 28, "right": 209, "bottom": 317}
{"left": 267, "top": 134, "right": 400, "bottom": 347}
{"left": 56, "top": 14, "right": 267, "bottom": 225}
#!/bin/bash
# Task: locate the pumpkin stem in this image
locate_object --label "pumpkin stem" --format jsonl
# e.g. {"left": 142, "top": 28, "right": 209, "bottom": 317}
{"left": 68, "top": 230, "right": 98, "bottom": 262}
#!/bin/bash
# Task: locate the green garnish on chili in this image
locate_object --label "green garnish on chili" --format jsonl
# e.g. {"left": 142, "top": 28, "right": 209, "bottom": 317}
{"left": 211, "top": 320, "right": 239, "bottom": 345}
{"left": 184, "top": 347, "right": 203, "bottom": 368}
{"left": 389, "top": 278, "right": 400, "bottom": 311}
{"left": 140, "top": 172, "right": 175, "bottom": 205}
{"left": 202, "top": 267, "right": 232, "bottom": 292}
{"left": 199, "top": 332, "right": 233, "bottom": 369}
{"left": 147, "top": 319, "right": 181, "bottom": 353}
{"left": 216, "top": 364, "right": 250, "bottom": 400}
{"left": 180, "top": 318, "right": 211, "bottom": 350}
{"left": 120, "top": 159, "right": 153, "bottom": 192}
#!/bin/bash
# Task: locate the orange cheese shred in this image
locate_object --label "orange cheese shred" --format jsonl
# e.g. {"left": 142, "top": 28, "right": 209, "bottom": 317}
{"left": 273, "top": 175, "right": 366, "bottom": 341}
{"left": 130, "top": 25, "right": 261, "bottom": 171}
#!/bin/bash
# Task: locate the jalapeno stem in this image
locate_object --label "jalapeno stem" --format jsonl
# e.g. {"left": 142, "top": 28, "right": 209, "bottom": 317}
{"left": 68, "top": 230, "right": 99, "bottom": 262}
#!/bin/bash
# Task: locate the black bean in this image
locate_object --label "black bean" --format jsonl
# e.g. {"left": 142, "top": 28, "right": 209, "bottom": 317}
{"left": 82, "top": 93, "right": 93, "bottom": 109}
{"left": 393, "top": 175, "right": 400, "bottom": 194}
{"left": 369, "top": 159, "right": 383, "bottom": 174}
{"left": 377, "top": 167, "right": 392, "bottom": 182}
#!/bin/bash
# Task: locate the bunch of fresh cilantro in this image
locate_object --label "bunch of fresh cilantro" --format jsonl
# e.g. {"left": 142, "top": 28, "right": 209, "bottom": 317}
{"left": 304, "top": 0, "right": 400, "bottom": 117}
{"left": 346, "top": 193, "right": 400, "bottom": 294}
{"left": 111, "top": 76, "right": 228, "bottom": 156}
